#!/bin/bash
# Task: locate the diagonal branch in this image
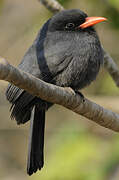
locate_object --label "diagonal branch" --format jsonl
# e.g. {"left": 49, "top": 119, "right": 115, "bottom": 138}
{"left": 39, "top": 0, "right": 119, "bottom": 87}
{"left": 39, "top": 0, "right": 64, "bottom": 13}
{"left": 103, "top": 49, "right": 119, "bottom": 87}
{"left": 0, "top": 57, "right": 119, "bottom": 132}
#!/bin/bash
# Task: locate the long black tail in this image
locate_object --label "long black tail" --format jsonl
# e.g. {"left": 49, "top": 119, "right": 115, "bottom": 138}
{"left": 27, "top": 105, "right": 45, "bottom": 175}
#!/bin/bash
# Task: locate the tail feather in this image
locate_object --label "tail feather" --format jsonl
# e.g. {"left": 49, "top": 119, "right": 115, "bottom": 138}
{"left": 10, "top": 93, "right": 36, "bottom": 124}
{"left": 6, "top": 83, "right": 52, "bottom": 175}
{"left": 6, "top": 83, "right": 35, "bottom": 124}
{"left": 6, "top": 84, "right": 24, "bottom": 103}
{"left": 27, "top": 105, "right": 45, "bottom": 175}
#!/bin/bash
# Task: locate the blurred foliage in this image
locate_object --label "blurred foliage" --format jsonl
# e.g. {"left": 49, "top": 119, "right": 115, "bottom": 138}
{"left": 57, "top": 0, "right": 71, "bottom": 5}
{"left": 32, "top": 123, "right": 119, "bottom": 180}
{"left": 108, "top": 0, "right": 119, "bottom": 10}
{"left": 103, "top": 0, "right": 119, "bottom": 28}
{"left": 86, "top": 69, "right": 119, "bottom": 96}
{"left": 105, "top": 6, "right": 119, "bottom": 28}
{"left": 0, "top": 0, "right": 3, "bottom": 13}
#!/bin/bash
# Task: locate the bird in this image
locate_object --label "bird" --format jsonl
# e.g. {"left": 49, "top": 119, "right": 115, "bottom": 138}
{"left": 6, "top": 9, "right": 106, "bottom": 175}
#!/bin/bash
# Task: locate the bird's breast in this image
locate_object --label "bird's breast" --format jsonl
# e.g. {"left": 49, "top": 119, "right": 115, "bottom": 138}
{"left": 55, "top": 40, "right": 101, "bottom": 88}
{"left": 39, "top": 31, "right": 103, "bottom": 90}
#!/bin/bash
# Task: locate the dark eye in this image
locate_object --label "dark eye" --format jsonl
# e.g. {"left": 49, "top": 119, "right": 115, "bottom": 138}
{"left": 65, "top": 23, "right": 75, "bottom": 29}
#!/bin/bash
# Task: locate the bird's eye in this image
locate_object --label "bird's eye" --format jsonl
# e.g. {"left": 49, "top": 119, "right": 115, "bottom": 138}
{"left": 65, "top": 23, "right": 75, "bottom": 29}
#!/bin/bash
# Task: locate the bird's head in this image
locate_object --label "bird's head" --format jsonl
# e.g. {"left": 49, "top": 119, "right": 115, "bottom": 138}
{"left": 48, "top": 9, "right": 107, "bottom": 32}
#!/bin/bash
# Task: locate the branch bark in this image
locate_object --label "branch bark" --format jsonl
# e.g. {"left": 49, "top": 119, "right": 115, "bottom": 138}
{"left": 0, "top": 57, "right": 119, "bottom": 132}
{"left": 39, "top": 0, "right": 64, "bottom": 13}
{"left": 39, "top": 0, "right": 119, "bottom": 87}
{"left": 103, "top": 49, "right": 119, "bottom": 87}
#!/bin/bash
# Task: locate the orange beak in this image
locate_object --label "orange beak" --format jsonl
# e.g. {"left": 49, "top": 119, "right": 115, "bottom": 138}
{"left": 79, "top": 16, "right": 107, "bottom": 29}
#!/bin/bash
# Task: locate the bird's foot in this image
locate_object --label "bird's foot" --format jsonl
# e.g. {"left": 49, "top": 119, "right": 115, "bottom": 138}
{"left": 64, "top": 87, "right": 85, "bottom": 103}
{"left": 75, "top": 91, "right": 85, "bottom": 102}
{"left": 64, "top": 87, "right": 75, "bottom": 95}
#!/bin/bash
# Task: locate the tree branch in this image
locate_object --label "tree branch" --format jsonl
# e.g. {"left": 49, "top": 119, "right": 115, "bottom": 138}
{"left": 103, "top": 49, "right": 119, "bottom": 87}
{"left": 39, "top": 0, "right": 64, "bottom": 13}
{"left": 0, "top": 57, "right": 119, "bottom": 132}
{"left": 39, "top": 0, "right": 119, "bottom": 87}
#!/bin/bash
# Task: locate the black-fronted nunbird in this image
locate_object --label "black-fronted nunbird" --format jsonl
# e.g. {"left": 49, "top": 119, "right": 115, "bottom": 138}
{"left": 6, "top": 9, "right": 106, "bottom": 175}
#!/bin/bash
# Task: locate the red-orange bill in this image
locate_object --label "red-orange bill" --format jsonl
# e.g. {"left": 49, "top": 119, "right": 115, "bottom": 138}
{"left": 79, "top": 16, "right": 107, "bottom": 29}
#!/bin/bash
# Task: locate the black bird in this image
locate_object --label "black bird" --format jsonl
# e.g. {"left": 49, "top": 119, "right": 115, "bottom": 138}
{"left": 6, "top": 9, "right": 106, "bottom": 175}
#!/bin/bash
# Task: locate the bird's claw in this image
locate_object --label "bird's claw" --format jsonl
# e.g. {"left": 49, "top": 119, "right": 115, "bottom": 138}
{"left": 64, "top": 87, "right": 75, "bottom": 95}
{"left": 65, "top": 88, "right": 85, "bottom": 102}
{"left": 75, "top": 91, "right": 85, "bottom": 102}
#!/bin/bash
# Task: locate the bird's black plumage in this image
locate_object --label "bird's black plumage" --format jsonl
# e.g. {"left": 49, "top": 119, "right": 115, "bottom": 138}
{"left": 6, "top": 9, "right": 103, "bottom": 175}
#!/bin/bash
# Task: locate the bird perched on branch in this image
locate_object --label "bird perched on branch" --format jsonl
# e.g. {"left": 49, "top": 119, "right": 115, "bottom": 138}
{"left": 6, "top": 9, "right": 106, "bottom": 175}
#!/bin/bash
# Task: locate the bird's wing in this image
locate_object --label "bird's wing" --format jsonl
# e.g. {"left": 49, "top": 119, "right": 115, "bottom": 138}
{"left": 5, "top": 39, "right": 41, "bottom": 124}
{"left": 6, "top": 38, "right": 39, "bottom": 102}
{"left": 6, "top": 19, "right": 53, "bottom": 104}
{"left": 6, "top": 19, "right": 51, "bottom": 103}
